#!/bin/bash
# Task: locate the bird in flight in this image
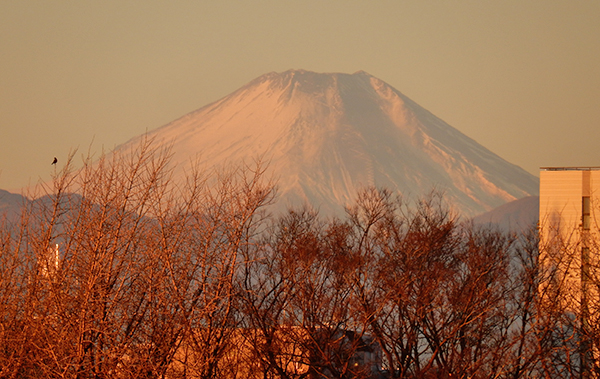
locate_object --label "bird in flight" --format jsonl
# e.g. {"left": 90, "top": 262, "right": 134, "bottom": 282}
{"left": 52, "top": 157, "right": 57, "bottom": 165}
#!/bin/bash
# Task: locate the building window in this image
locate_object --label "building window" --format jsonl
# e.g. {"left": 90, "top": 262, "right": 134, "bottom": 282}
{"left": 582, "top": 196, "right": 590, "bottom": 230}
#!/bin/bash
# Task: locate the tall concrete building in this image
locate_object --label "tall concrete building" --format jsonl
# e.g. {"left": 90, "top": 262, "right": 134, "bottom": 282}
{"left": 539, "top": 167, "right": 600, "bottom": 375}
{"left": 539, "top": 167, "right": 600, "bottom": 300}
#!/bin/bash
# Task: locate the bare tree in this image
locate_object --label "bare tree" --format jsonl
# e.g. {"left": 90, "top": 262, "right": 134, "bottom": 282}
{"left": 344, "top": 189, "right": 533, "bottom": 379}
{"left": 237, "top": 205, "right": 378, "bottom": 379}
{"left": 0, "top": 139, "right": 275, "bottom": 379}
{"left": 170, "top": 162, "right": 275, "bottom": 379}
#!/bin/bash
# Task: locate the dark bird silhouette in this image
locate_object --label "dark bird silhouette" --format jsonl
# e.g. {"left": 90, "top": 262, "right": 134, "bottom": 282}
{"left": 51, "top": 157, "right": 57, "bottom": 165}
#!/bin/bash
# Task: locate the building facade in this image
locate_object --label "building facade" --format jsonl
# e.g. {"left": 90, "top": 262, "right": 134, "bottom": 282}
{"left": 539, "top": 167, "right": 600, "bottom": 305}
{"left": 539, "top": 167, "right": 600, "bottom": 376}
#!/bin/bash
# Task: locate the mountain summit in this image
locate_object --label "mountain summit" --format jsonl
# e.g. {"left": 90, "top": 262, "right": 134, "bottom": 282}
{"left": 114, "top": 70, "right": 538, "bottom": 217}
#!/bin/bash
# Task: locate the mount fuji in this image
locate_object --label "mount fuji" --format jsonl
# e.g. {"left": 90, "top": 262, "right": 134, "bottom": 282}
{"left": 113, "top": 70, "right": 538, "bottom": 217}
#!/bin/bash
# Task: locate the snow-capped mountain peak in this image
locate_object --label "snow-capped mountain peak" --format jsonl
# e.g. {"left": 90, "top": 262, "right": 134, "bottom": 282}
{"left": 114, "top": 70, "right": 538, "bottom": 217}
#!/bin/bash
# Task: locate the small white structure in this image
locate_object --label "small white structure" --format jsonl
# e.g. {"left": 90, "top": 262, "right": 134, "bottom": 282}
{"left": 40, "top": 243, "right": 60, "bottom": 279}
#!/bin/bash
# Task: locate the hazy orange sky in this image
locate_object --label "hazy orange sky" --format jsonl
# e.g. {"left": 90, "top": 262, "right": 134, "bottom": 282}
{"left": 1, "top": 1, "right": 599, "bottom": 192}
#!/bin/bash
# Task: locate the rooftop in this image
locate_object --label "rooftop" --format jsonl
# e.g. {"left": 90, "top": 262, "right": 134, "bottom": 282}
{"left": 540, "top": 167, "right": 600, "bottom": 171}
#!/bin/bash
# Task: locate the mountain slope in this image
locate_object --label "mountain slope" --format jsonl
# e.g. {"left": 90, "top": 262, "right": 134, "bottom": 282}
{"left": 114, "top": 70, "right": 539, "bottom": 217}
{"left": 0, "top": 189, "right": 27, "bottom": 222}
{"left": 473, "top": 196, "right": 539, "bottom": 232}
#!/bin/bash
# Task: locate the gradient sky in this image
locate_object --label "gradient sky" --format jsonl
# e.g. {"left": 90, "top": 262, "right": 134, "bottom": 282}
{"left": 1, "top": 1, "right": 599, "bottom": 192}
